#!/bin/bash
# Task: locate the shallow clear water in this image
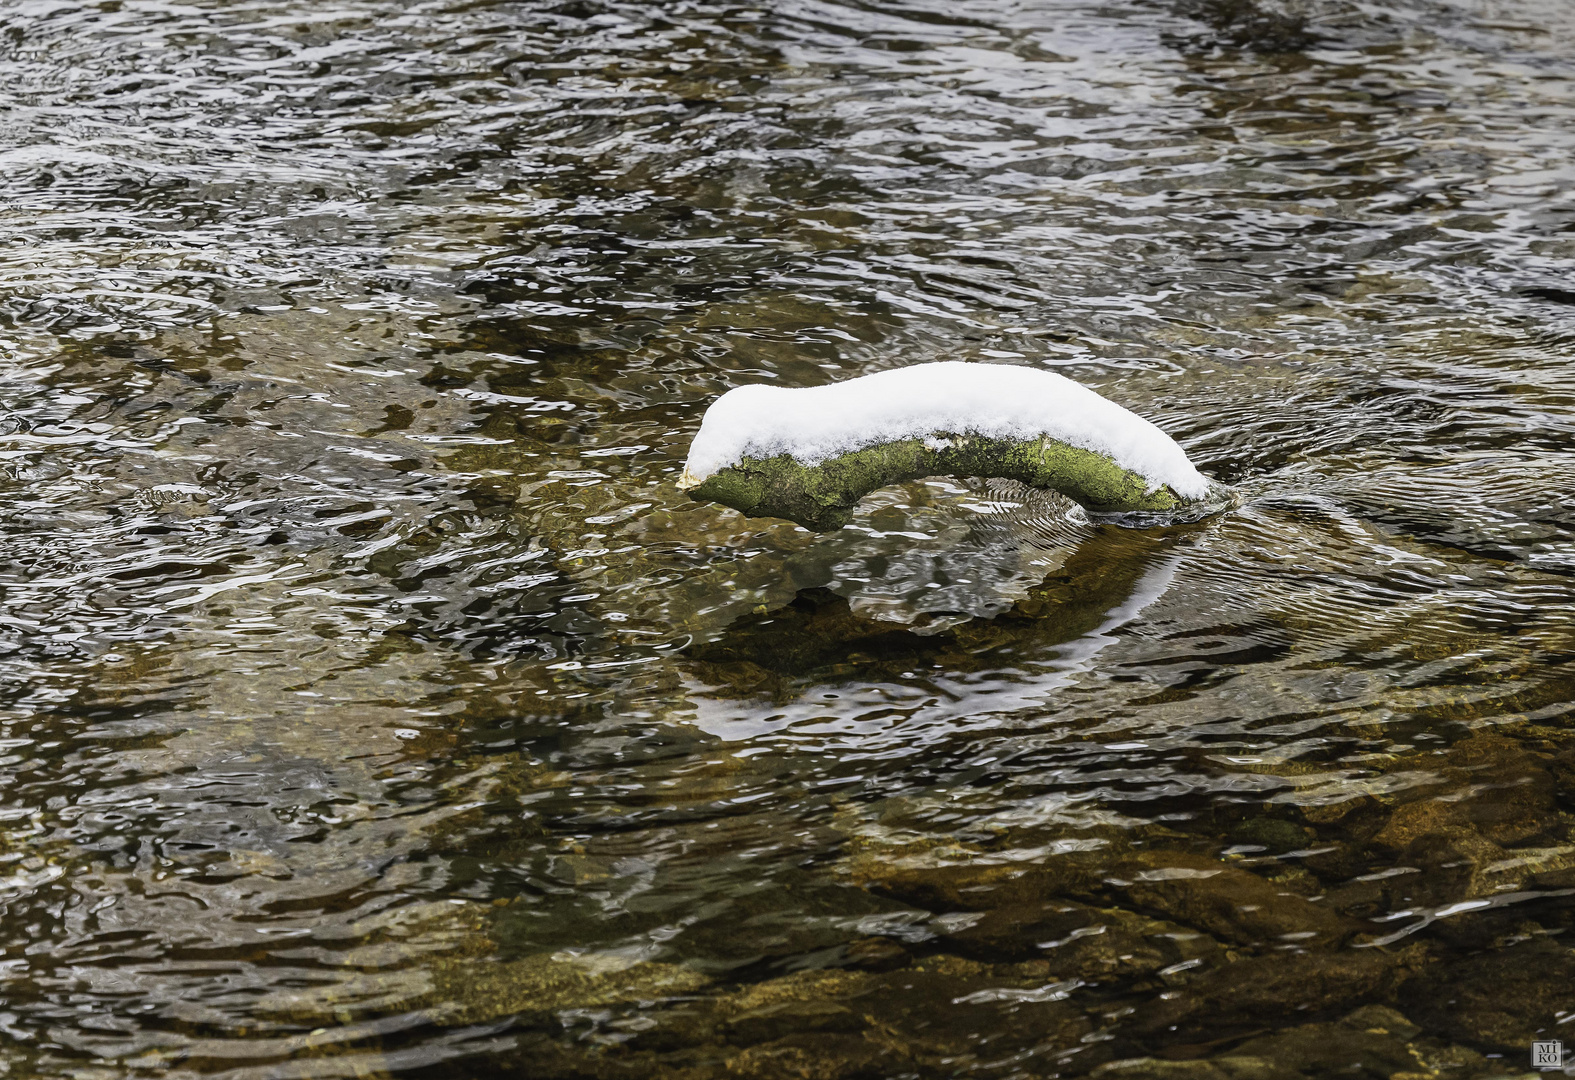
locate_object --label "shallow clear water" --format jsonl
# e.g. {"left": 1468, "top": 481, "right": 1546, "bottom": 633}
{"left": 1, "top": 0, "right": 1574, "bottom": 1076}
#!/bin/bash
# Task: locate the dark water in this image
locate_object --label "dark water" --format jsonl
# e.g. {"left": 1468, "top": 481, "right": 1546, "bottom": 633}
{"left": 2, "top": 0, "right": 1574, "bottom": 1075}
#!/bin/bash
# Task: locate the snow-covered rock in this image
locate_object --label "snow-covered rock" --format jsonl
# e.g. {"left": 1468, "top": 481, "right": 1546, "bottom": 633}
{"left": 680, "top": 361, "right": 1209, "bottom": 500}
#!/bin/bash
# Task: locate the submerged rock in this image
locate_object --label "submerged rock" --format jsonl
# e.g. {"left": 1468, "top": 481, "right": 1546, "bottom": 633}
{"left": 1317, "top": 730, "right": 1575, "bottom": 920}
{"left": 1338, "top": 1004, "right": 1421, "bottom": 1040}
{"left": 621, "top": 968, "right": 878, "bottom": 1056}
{"left": 1131, "top": 945, "right": 1428, "bottom": 1036}
{"left": 726, "top": 1032, "right": 888, "bottom": 1080}
{"left": 853, "top": 853, "right": 1101, "bottom": 913}
{"left": 1399, "top": 937, "right": 1575, "bottom": 1052}
{"left": 256, "top": 900, "right": 712, "bottom": 1028}
{"left": 857, "top": 956, "right": 1093, "bottom": 1060}
{"left": 1096, "top": 1004, "right": 1495, "bottom": 1080}
{"left": 426, "top": 951, "right": 713, "bottom": 1027}
{"left": 937, "top": 900, "right": 1110, "bottom": 960}
{"left": 724, "top": 999, "right": 866, "bottom": 1046}
{"left": 937, "top": 899, "right": 1225, "bottom": 985}
{"left": 1227, "top": 1022, "right": 1418, "bottom": 1079}
{"left": 622, "top": 954, "right": 1092, "bottom": 1070}
{"left": 1092, "top": 1059, "right": 1235, "bottom": 1080}
{"left": 839, "top": 935, "right": 912, "bottom": 972}
{"left": 1366, "top": 733, "right": 1563, "bottom": 854}
{"left": 1108, "top": 852, "right": 1355, "bottom": 947}
{"left": 1228, "top": 816, "right": 1313, "bottom": 854}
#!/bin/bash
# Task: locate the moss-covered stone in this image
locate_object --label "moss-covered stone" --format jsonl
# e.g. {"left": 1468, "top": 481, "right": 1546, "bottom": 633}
{"left": 1229, "top": 816, "right": 1314, "bottom": 854}
{"left": 684, "top": 433, "right": 1213, "bottom": 531}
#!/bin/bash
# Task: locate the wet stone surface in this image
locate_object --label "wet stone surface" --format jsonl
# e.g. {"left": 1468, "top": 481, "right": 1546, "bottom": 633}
{"left": 1, "top": 0, "right": 1575, "bottom": 1077}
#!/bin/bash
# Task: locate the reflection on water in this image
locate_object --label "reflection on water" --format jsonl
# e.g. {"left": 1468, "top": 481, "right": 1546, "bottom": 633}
{"left": 1, "top": 0, "right": 1574, "bottom": 1075}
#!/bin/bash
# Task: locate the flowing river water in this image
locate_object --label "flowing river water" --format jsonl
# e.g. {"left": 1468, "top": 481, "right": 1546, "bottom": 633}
{"left": 2, "top": 0, "right": 1574, "bottom": 1076}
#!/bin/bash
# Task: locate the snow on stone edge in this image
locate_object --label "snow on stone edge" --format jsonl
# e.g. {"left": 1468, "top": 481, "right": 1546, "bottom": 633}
{"left": 681, "top": 361, "right": 1210, "bottom": 499}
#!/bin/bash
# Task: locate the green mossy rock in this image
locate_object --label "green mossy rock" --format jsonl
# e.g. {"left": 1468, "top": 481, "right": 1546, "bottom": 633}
{"left": 684, "top": 433, "right": 1207, "bottom": 531}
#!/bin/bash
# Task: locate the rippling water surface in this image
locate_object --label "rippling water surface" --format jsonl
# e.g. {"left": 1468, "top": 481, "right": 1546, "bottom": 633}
{"left": 2, "top": 0, "right": 1575, "bottom": 1075}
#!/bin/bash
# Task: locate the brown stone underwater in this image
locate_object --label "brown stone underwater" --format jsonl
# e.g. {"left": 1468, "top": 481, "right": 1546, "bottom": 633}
{"left": 0, "top": 0, "right": 1573, "bottom": 1077}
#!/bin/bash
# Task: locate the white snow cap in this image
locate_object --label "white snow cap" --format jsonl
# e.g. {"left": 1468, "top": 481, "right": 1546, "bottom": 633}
{"left": 682, "top": 361, "right": 1210, "bottom": 499}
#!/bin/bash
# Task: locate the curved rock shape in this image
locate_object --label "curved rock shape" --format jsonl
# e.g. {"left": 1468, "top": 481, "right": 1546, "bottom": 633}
{"left": 679, "top": 362, "right": 1227, "bottom": 532}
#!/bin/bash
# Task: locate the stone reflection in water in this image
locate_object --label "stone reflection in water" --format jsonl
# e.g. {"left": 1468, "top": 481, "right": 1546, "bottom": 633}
{"left": 2, "top": 0, "right": 1575, "bottom": 1076}
{"left": 682, "top": 521, "right": 1181, "bottom": 722}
